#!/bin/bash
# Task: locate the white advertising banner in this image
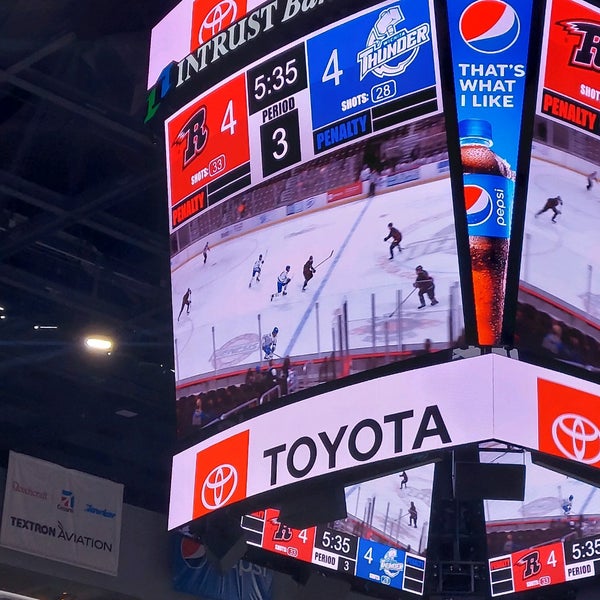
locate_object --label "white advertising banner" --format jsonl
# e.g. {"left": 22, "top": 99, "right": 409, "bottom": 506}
{"left": 169, "top": 355, "right": 496, "bottom": 529}
{"left": 0, "top": 452, "right": 123, "bottom": 575}
{"left": 169, "top": 354, "right": 600, "bottom": 530}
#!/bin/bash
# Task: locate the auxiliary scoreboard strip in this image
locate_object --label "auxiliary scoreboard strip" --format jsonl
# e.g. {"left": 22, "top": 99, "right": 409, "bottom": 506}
{"left": 489, "top": 533, "right": 600, "bottom": 596}
{"left": 241, "top": 508, "right": 426, "bottom": 595}
{"left": 165, "top": 0, "right": 440, "bottom": 231}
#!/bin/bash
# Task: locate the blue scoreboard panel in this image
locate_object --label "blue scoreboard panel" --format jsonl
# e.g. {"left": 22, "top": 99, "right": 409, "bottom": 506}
{"left": 241, "top": 508, "right": 426, "bottom": 595}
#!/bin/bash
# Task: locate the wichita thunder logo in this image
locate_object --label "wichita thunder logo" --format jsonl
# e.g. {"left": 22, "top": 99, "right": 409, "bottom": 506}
{"left": 357, "top": 6, "right": 430, "bottom": 81}
{"left": 459, "top": 0, "right": 520, "bottom": 54}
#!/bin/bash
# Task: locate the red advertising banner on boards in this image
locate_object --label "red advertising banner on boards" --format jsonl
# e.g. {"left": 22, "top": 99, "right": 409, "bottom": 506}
{"left": 539, "top": 0, "right": 600, "bottom": 136}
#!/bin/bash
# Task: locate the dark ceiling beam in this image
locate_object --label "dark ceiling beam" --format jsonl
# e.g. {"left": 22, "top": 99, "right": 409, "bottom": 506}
{"left": 0, "top": 170, "right": 166, "bottom": 255}
{"left": 0, "top": 263, "right": 130, "bottom": 325}
{"left": 0, "top": 171, "right": 163, "bottom": 260}
{"left": 0, "top": 68, "right": 155, "bottom": 148}
{"left": 6, "top": 32, "right": 77, "bottom": 75}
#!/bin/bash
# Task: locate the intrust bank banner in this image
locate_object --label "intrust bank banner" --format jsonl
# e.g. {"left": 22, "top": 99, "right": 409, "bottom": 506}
{"left": 0, "top": 452, "right": 123, "bottom": 575}
{"left": 148, "top": 0, "right": 265, "bottom": 89}
{"left": 169, "top": 354, "right": 600, "bottom": 530}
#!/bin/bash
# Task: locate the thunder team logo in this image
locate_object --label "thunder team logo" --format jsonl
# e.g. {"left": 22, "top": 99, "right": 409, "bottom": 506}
{"left": 465, "top": 184, "right": 493, "bottom": 226}
{"left": 357, "top": 5, "right": 431, "bottom": 80}
{"left": 459, "top": 0, "right": 520, "bottom": 54}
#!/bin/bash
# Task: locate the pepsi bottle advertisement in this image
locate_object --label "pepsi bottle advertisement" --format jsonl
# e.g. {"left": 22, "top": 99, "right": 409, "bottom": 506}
{"left": 447, "top": 0, "right": 534, "bottom": 345}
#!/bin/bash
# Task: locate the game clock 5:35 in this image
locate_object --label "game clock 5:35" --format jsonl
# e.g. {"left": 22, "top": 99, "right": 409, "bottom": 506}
{"left": 247, "top": 43, "right": 308, "bottom": 115}
{"left": 566, "top": 535, "right": 600, "bottom": 563}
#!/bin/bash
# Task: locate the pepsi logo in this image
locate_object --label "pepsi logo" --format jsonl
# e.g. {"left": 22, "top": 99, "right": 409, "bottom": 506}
{"left": 180, "top": 537, "right": 206, "bottom": 569}
{"left": 459, "top": 0, "right": 520, "bottom": 54}
{"left": 465, "top": 184, "right": 493, "bottom": 226}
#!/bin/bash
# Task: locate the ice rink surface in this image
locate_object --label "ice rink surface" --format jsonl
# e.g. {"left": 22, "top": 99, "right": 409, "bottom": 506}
{"left": 172, "top": 177, "right": 460, "bottom": 382}
{"left": 171, "top": 157, "right": 600, "bottom": 383}
{"left": 345, "top": 463, "right": 434, "bottom": 554}
{"left": 521, "top": 158, "right": 600, "bottom": 318}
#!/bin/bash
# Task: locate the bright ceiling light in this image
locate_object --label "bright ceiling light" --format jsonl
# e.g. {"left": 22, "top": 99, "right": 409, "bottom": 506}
{"left": 84, "top": 335, "right": 114, "bottom": 352}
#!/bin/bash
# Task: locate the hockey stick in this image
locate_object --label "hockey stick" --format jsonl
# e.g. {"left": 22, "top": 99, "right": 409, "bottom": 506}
{"left": 315, "top": 250, "right": 334, "bottom": 268}
{"left": 387, "top": 288, "right": 417, "bottom": 317}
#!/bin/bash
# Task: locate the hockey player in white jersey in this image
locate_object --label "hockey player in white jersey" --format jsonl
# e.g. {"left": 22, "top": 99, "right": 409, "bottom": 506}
{"left": 262, "top": 327, "right": 278, "bottom": 360}
{"left": 249, "top": 254, "right": 264, "bottom": 287}
{"left": 271, "top": 266, "right": 291, "bottom": 301}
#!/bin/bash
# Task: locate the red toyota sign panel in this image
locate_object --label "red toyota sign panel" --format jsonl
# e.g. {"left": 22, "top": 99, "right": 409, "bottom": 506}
{"left": 538, "top": 379, "right": 600, "bottom": 468}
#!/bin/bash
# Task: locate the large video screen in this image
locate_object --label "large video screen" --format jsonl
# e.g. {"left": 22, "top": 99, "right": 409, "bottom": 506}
{"left": 515, "top": 0, "right": 600, "bottom": 373}
{"left": 167, "top": 0, "right": 464, "bottom": 441}
{"left": 241, "top": 463, "right": 434, "bottom": 595}
{"left": 485, "top": 450, "right": 600, "bottom": 596}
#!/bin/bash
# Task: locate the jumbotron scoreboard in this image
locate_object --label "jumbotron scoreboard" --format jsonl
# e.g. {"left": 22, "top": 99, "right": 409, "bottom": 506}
{"left": 489, "top": 533, "right": 600, "bottom": 596}
{"left": 165, "top": 0, "right": 440, "bottom": 230}
{"left": 241, "top": 508, "right": 426, "bottom": 595}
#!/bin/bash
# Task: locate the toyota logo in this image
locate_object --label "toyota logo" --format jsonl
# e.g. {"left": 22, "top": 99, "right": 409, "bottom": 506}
{"left": 552, "top": 413, "right": 600, "bottom": 464}
{"left": 201, "top": 464, "right": 238, "bottom": 510}
{"left": 199, "top": 0, "right": 238, "bottom": 44}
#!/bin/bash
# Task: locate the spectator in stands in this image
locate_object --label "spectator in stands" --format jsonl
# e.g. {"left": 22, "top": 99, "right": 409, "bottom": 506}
{"left": 360, "top": 164, "right": 371, "bottom": 182}
{"left": 192, "top": 395, "right": 206, "bottom": 426}
{"left": 541, "top": 323, "right": 564, "bottom": 356}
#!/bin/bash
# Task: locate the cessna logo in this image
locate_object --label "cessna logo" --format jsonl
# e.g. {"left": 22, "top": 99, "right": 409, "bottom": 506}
{"left": 560, "top": 21, "right": 600, "bottom": 70}
{"left": 201, "top": 464, "right": 238, "bottom": 509}
{"left": 552, "top": 413, "right": 600, "bottom": 464}
{"left": 263, "top": 405, "right": 451, "bottom": 485}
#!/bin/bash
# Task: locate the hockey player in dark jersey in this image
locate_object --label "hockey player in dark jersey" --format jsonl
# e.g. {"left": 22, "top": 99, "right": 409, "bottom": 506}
{"left": 587, "top": 171, "right": 597, "bottom": 191}
{"left": 413, "top": 266, "right": 438, "bottom": 309}
{"left": 202, "top": 242, "right": 210, "bottom": 264}
{"left": 535, "top": 195, "right": 562, "bottom": 222}
{"left": 383, "top": 222, "right": 402, "bottom": 259}
{"left": 177, "top": 288, "right": 192, "bottom": 321}
{"left": 302, "top": 256, "right": 316, "bottom": 291}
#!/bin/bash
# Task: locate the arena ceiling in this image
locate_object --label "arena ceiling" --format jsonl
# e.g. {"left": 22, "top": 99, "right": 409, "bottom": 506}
{"left": 0, "top": 0, "right": 181, "bottom": 516}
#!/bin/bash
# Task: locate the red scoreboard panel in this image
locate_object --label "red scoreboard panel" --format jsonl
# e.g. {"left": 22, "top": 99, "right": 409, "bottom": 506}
{"left": 241, "top": 508, "right": 427, "bottom": 595}
{"left": 166, "top": 73, "right": 250, "bottom": 229}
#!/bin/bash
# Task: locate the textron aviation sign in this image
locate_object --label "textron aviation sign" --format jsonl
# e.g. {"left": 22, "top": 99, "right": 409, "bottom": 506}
{"left": 168, "top": 355, "right": 600, "bottom": 529}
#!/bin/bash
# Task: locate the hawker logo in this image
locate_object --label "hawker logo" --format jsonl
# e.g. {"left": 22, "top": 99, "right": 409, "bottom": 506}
{"left": 357, "top": 6, "right": 430, "bottom": 81}
{"left": 57, "top": 489, "right": 74, "bottom": 513}
{"left": 559, "top": 21, "right": 600, "bottom": 70}
{"left": 201, "top": 464, "right": 239, "bottom": 510}
{"left": 552, "top": 413, "right": 600, "bottom": 464}
{"left": 199, "top": 1, "right": 239, "bottom": 45}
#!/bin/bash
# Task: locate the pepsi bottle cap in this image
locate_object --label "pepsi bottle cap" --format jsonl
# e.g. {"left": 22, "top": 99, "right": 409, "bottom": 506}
{"left": 459, "top": 118, "right": 493, "bottom": 142}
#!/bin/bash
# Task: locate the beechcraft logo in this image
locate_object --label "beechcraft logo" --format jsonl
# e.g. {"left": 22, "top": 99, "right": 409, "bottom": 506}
{"left": 357, "top": 5, "right": 430, "bottom": 80}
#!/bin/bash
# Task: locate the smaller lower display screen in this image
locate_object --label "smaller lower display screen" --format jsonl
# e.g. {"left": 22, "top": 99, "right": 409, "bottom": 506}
{"left": 485, "top": 450, "right": 600, "bottom": 596}
{"left": 241, "top": 464, "right": 433, "bottom": 595}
